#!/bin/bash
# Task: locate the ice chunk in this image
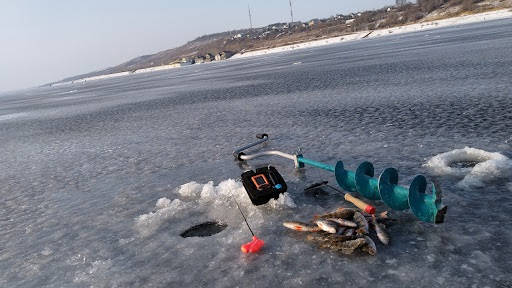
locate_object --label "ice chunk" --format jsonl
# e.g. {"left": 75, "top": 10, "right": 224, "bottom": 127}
{"left": 216, "top": 179, "right": 242, "bottom": 198}
{"left": 176, "top": 181, "right": 203, "bottom": 198}
{"left": 425, "top": 147, "right": 512, "bottom": 188}
{"left": 199, "top": 181, "right": 216, "bottom": 202}
{"left": 268, "top": 192, "right": 297, "bottom": 209}
{"left": 155, "top": 197, "right": 171, "bottom": 209}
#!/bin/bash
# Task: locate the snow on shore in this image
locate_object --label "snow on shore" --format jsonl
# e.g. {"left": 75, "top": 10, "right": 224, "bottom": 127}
{"left": 232, "top": 9, "right": 512, "bottom": 59}
{"left": 52, "top": 63, "right": 190, "bottom": 87}
{"left": 54, "top": 9, "right": 512, "bottom": 86}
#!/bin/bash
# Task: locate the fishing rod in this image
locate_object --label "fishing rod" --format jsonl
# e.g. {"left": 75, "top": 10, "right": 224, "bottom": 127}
{"left": 234, "top": 198, "right": 264, "bottom": 253}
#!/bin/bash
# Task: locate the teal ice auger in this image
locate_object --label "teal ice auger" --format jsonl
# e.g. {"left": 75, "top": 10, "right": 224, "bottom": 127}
{"left": 234, "top": 134, "right": 447, "bottom": 223}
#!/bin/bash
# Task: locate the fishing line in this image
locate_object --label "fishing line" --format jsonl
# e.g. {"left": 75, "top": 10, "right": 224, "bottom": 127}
{"left": 234, "top": 198, "right": 254, "bottom": 236}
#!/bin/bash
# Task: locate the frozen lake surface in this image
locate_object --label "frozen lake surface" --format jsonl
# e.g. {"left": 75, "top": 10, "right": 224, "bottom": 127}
{"left": 1, "top": 18, "right": 512, "bottom": 287}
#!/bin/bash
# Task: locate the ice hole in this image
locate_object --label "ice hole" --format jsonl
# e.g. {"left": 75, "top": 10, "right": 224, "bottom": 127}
{"left": 180, "top": 221, "right": 228, "bottom": 238}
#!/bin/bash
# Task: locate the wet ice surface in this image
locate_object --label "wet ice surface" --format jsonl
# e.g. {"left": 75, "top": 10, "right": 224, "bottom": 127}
{"left": 2, "top": 19, "right": 512, "bottom": 287}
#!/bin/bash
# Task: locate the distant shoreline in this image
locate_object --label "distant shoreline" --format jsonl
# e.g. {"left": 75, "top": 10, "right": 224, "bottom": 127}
{"left": 52, "top": 8, "right": 512, "bottom": 87}
{"left": 231, "top": 9, "right": 512, "bottom": 59}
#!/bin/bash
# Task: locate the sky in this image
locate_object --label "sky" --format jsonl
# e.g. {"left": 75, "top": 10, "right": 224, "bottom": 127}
{"left": 0, "top": 0, "right": 394, "bottom": 92}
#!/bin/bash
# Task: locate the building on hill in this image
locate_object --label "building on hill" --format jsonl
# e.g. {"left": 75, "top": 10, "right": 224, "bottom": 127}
{"left": 232, "top": 33, "right": 243, "bottom": 39}
{"left": 289, "top": 21, "right": 302, "bottom": 28}
{"left": 215, "top": 51, "right": 235, "bottom": 61}
{"left": 204, "top": 53, "right": 214, "bottom": 62}
{"left": 168, "top": 59, "right": 192, "bottom": 67}
{"left": 193, "top": 56, "right": 205, "bottom": 64}
{"left": 308, "top": 19, "right": 320, "bottom": 26}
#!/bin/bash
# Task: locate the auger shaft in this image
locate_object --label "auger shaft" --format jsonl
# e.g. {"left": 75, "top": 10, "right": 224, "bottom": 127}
{"left": 296, "top": 156, "right": 335, "bottom": 172}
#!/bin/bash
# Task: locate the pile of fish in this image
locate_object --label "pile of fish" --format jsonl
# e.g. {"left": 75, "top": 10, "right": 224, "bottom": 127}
{"left": 283, "top": 207, "right": 394, "bottom": 256}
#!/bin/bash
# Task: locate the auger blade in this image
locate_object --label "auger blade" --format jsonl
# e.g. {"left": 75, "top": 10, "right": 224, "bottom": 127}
{"left": 408, "top": 176, "right": 446, "bottom": 223}
{"left": 335, "top": 161, "right": 357, "bottom": 192}
{"left": 355, "top": 161, "right": 381, "bottom": 200}
{"left": 378, "top": 168, "right": 410, "bottom": 210}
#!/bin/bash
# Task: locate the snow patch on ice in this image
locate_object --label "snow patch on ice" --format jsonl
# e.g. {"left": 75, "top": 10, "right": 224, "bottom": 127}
{"left": 67, "top": 254, "right": 87, "bottom": 266}
{"left": 40, "top": 247, "right": 53, "bottom": 256}
{"left": 0, "top": 112, "right": 28, "bottom": 121}
{"left": 269, "top": 192, "right": 297, "bottom": 209}
{"left": 118, "top": 237, "right": 135, "bottom": 245}
{"left": 135, "top": 198, "right": 191, "bottom": 237}
{"left": 135, "top": 179, "right": 296, "bottom": 237}
{"left": 425, "top": 147, "right": 512, "bottom": 188}
{"left": 58, "top": 90, "right": 77, "bottom": 95}
{"left": 73, "top": 259, "right": 113, "bottom": 284}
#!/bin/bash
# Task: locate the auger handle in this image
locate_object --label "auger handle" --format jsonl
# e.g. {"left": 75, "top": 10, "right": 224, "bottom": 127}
{"left": 344, "top": 193, "right": 376, "bottom": 214}
{"left": 233, "top": 133, "right": 269, "bottom": 159}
